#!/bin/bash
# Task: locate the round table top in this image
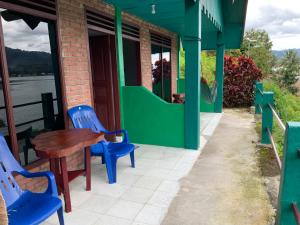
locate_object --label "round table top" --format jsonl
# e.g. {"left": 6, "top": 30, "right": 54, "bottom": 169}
{"left": 31, "top": 129, "right": 104, "bottom": 158}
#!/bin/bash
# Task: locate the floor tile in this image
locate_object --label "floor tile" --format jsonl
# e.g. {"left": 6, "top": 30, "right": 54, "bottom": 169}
{"left": 93, "top": 215, "right": 132, "bottom": 225}
{"left": 148, "top": 190, "right": 175, "bottom": 208}
{"left": 79, "top": 195, "right": 118, "bottom": 214}
{"left": 46, "top": 208, "right": 101, "bottom": 225}
{"left": 135, "top": 205, "right": 167, "bottom": 225}
{"left": 117, "top": 173, "right": 142, "bottom": 187}
{"left": 157, "top": 180, "right": 180, "bottom": 195}
{"left": 107, "top": 200, "right": 144, "bottom": 220}
{"left": 145, "top": 168, "right": 172, "bottom": 179}
{"left": 91, "top": 182, "right": 129, "bottom": 198}
{"left": 133, "top": 176, "right": 162, "bottom": 190}
{"left": 121, "top": 187, "right": 154, "bottom": 203}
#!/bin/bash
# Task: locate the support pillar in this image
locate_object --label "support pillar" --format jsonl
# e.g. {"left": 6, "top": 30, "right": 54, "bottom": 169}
{"left": 115, "top": 7, "right": 125, "bottom": 128}
{"left": 277, "top": 122, "right": 300, "bottom": 225}
{"left": 261, "top": 92, "right": 274, "bottom": 144}
{"left": 184, "top": 0, "right": 201, "bottom": 149}
{"left": 177, "top": 35, "right": 181, "bottom": 93}
{"left": 214, "top": 32, "right": 225, "bottom": 113}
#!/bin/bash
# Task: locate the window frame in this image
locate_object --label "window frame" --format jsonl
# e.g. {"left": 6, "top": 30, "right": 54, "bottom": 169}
{"left": 0, "top": 1, "right": 67, "bottom": 166}
{"left": 150, "top": 32, "right": 172, "bottom": 102}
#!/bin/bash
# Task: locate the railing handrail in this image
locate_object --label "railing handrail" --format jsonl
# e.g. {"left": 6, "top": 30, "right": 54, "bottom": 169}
{"left": 0, "top": 98, "right": 57, "bottom": 110}
{"left": 254, "top": 81, "right": 300, "bottom": 225}
{"left": 292, "top": 203, "right": 300, "bottom": 225}
{"left": 267, "top": 127, "right": 282, "bottom": 169}
{"left": 268, "top": 103, "right": 286, "bottom": 132}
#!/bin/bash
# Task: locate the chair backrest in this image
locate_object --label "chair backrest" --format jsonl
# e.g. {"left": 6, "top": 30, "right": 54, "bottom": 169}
{"left": 68, "top": 105, "right": 108, "bottom": 133}
{"left": 0, "top": 135, "right": 23, "bottom": 208}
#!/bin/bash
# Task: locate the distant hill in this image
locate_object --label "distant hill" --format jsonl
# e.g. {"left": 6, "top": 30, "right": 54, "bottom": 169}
{"left": 272, "top": 49, "right": 300, "bottom": 59}
{"left": 5, "top": 47, "right": 53, "bottom": 76}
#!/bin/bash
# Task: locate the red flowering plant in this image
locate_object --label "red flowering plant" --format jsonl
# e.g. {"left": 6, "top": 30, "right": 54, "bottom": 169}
{"left": 223, "top": 55, "right": 262, "bottom": 107}
{"left": 152, "top": 59, "right": 171, "bottom": 84}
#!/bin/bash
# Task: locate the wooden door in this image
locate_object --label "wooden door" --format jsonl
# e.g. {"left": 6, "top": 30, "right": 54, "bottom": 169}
{"left": 89, "top": 34, "right": 120, "bottom": 134}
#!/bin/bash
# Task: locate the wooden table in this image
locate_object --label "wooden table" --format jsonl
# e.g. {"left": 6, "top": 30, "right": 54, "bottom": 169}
{"left": 31, "top": 129, "right": 104, "bottom": 213}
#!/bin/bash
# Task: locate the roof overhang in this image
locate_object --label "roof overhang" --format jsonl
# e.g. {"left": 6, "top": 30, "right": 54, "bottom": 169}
{"left": 103, "top": 0, "right": 248, "bottom": 50}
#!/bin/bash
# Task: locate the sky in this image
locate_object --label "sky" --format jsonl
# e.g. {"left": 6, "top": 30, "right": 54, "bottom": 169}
{"left": 2, "top": 19, "right": 51, "bottom": 53}
{"left": 245, "top": 0, "right": 300, "bottom": 50}
{"left": 0, "top": 8, "right": 51, "bottom": 53}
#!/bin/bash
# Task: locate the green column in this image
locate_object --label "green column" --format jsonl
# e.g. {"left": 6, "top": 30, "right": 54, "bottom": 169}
{"left": 277, "top": 122, "right": 300, "bottom": 225}
{"left": 255, "top": 81, "right": 263, "bottom": 114}
{"left": 177, "top": 35, "right": 181, "bottom": 93}
{"left": 115, "top": 6, "right": 125, "bottom": 128}
{"left": 214, "top": 32, "right": 225, "bottom": 113}
{"left": 184, "top": 0, "right": 201, "bottom": 149}
{"left": 261, "top": 92, "right": 273, "bottom": 144}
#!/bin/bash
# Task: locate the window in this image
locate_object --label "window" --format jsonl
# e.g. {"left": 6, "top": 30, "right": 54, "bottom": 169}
{"left": 122, "top": 23, "right": 141, "bottom": 86}
{"left": 123, "top": 38, "right": 141, "bottom": 86}
{"left": 151, "top": 33, "right": 172, "bottom": 102}
{"left": 0, "top": 8, "right": 64, "bottom": 165}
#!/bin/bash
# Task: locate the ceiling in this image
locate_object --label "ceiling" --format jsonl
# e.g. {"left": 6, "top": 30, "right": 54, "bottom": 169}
{"left": 103, "top": 0, "right": 248, "bottom": 50}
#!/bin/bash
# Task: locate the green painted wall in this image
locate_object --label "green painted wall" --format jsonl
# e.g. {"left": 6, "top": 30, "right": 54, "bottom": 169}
{"left": 177, "top": 78, "right": 185, "bottom": 94}
{"left": 177, "top": 78, "right": 214, "bottom": 112}
{"left": 123, "top": 86, "right": 185, "bottom": 148}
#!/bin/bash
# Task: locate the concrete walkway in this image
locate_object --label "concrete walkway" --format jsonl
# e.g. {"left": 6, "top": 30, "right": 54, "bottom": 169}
{"left": 162, "top": 109, "right": 274, "bottom": 225}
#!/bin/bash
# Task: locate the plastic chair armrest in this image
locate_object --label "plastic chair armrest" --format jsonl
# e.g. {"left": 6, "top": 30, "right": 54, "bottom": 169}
{"left": 105, "top": 129, "right": 129, "bottom": 143}
{"left": 16, "top": 170, "right": 58, "bottom": 196}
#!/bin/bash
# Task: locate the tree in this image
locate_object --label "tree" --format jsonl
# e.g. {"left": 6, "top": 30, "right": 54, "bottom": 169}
{"left": 241, "top": 29, "right": 274, "bottom": 77}
{"left": 278, "top": 49, "right": 300, "bottom": 94}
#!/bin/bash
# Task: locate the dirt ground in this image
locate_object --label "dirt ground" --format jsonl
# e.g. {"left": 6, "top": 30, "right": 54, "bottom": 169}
{"left": 162, "top": 109, "right": 275, "bottom": 225}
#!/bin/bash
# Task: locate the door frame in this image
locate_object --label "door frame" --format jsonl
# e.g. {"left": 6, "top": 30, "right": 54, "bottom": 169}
{"left": 84, "top": 7, "right": 121, "bottom": 131}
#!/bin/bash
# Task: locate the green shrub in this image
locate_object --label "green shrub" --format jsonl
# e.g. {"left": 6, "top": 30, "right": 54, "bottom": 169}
{"left": 179, "top": 49, "right": 216, "bottom": 86}
{"left": 263, "top": 80, "right": 300, "bottom": 156}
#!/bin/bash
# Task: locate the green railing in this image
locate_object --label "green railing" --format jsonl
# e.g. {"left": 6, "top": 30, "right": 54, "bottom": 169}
{"left": 255, "top": 81, "right": 300, "bottom": 225}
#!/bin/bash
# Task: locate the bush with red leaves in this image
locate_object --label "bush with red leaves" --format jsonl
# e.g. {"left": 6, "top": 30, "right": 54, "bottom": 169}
{"left": 223, "top": 55, "right": 262, "bottom": 107}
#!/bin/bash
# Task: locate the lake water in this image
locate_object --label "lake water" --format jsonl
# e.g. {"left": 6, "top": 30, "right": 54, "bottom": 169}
{"left": 0, "top": 75, "right": 58, "bottom": 131}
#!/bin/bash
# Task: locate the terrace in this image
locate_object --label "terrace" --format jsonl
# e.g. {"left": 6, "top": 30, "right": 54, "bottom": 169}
{"left": 41, "top": 113, "right": 222, "bottom": 225}
{"left": 1, "top": 1, "right": 285, "bottom": 225}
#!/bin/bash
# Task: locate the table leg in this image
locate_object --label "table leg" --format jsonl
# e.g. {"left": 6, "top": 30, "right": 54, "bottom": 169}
{"left": 85, "top": 146, "right": 91, "bottom": 191}
{"left": 49, "top": 159, "right": 61, "bottom": 195}
{"left": 60, "top": 157, "right": 71, "bottom": 213}
{"left": 54, "top": 159, "right": 62, "bottom": 195}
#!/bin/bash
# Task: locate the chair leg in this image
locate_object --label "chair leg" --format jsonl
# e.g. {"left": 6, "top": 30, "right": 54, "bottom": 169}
{"left": 57, "top": 206, "right": 64, "bottom": 225}
{"left": 105, "top": 155, "right": 118, "bottom": 184}
{"left": 23, "top": 146, "right": 29, "bottom": 165}
{"left": 104, "top": 152, "right": 114, "bottom": 184}
{"left": 130, "top": 151, "right": 135, "bottom": 168}
{"left": 101, "top": 154, "right": 106, "bottom": 164}
{"left": 112, "top": 157, "right": 117, "bottom": 183}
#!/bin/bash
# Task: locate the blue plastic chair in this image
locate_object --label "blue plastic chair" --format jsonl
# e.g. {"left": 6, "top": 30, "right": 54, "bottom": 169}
{"left": 68, "top": 105, "right": 135, "bottom": 184}
{"left": 0, "top": 135, "right": 64, "bottom": 225}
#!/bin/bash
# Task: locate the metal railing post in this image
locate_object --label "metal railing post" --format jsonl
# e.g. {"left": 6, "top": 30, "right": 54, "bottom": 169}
{"left": 261, "top": 92, "right": 274, "bottom": 144}
{"left": 42, "top": 93, "right": 55, "bottom": 130}
{"left": 277, "top": 122, "right": 300, "bottom": 225}
{"left": 255, "top": 81, "right": 263, "bottom": 114}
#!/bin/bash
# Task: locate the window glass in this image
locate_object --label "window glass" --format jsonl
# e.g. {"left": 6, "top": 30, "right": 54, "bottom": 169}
{"left": 162, "top": 47, "right": 171, "bottom": 102}
{"left": 1, "top": 9, "right": 64, "bottom": 165}
{"left": 0, "top": 70, "right": 9, "bottom": 145}
{"left": 151, "top": 44, "right": 171, "bottom": 102}
{"left": 123, "top": 38, "right": 140, "bottom": 86}
{"left": 151, "top": 44, "right": 162, "bottom": 98}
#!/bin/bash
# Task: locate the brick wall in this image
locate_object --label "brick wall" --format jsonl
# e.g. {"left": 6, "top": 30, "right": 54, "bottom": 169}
{"left": 15, "top": 0, "right": 178, "bottom": 191}
{"left": 57, "top": 0, "right": 178, "bottom": 103}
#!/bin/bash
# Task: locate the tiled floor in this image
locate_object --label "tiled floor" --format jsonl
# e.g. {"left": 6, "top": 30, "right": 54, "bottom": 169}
{"left": 43, "top": 113, "right": 222, "bottom": 225}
